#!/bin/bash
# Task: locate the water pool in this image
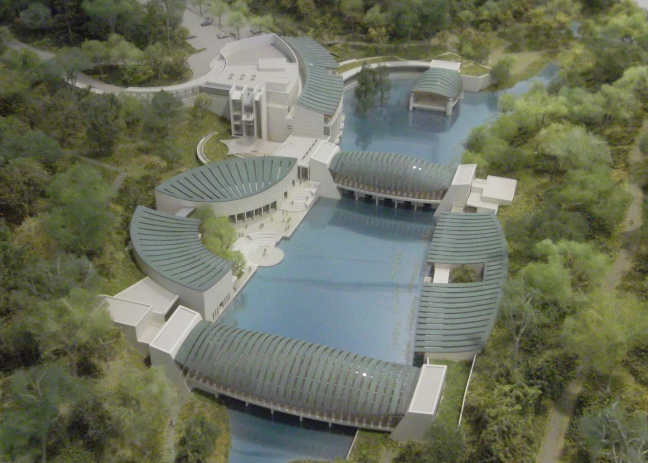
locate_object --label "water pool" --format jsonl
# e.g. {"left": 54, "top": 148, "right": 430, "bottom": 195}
{"left": 219, "top": 64, "right": 559, "bottom": 463}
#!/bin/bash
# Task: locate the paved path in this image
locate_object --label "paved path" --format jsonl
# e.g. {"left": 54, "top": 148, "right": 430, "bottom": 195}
{"left": 68, "top": 152, "right": 127, "bottom": 192}
{"left": 535, "top": 119, "right": 648, "bottom": 463}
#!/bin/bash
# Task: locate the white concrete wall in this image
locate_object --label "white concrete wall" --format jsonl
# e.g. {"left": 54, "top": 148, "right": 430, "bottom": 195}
{"left": 206, "top": 93, "right": 230, "bottom": 117}
{"left": 434, "top": 164, "right": 476, "bottom": 216}
{"left": 155, "top": 164, "right": 298, "bottom": 216}
{"left": 461, "top": 74, "right": 491, "bottom": 92}
{"left": 310, "top": 158, "right": 341, "bottom": 200}
{"left": 293, "top": 105, "right": 325, "bottom": 139}
{"left": 202, "top": 270, "right": 234, "bottom": 321}
{"left": 267, "top": 105, "right": 292, "bottom": 142}
{"left": 149, "top": 308, "right": 203, "bottom": 395}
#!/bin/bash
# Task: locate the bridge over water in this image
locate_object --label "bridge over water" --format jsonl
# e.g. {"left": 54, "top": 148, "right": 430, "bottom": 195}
{"left": 176, "top": 322, "right": 432, "bottom": 431}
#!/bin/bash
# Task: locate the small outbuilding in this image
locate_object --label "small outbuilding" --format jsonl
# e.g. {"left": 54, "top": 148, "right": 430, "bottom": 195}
{"left": 409, "top": 67, "right": 463, "bottom": 116}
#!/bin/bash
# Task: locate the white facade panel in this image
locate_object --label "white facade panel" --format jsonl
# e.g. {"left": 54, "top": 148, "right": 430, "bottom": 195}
{"left": 149, "top": 306, "right": 203, "bottom": 394}
{"left": 293, "top": 106, "right": 326, "bottom": 139}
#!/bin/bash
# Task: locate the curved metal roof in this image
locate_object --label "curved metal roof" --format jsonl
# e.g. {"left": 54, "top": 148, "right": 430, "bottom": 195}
{"left": 283, "top": 36, "right": 343, "bottom": 116}
{"left": 177, "top": 323, "right": 420, "bottom": 420}
{"left": 412, "top": 68, "right": 463, "bottom": 98}
{"left": 426, "top": 212, "right": 508, "bottom": 282}
{"left": 329, "top": 151, "right": 455, "bottom": 200}
{"left": 282, "top": 36, "right": 338, "bottom": 69}
{"left": 156, "top": 157, "right": 296, "bottom": 203}
{"left": 130, "top": 206, "right": 233, "bottom": 291}
{"left": 416, "top": 213, "right": 508, "bottom": 355}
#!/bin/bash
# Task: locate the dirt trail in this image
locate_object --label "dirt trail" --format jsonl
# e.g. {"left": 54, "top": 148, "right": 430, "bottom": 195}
{"left": 535, "top": 120, "right": 647, "bottom": 463}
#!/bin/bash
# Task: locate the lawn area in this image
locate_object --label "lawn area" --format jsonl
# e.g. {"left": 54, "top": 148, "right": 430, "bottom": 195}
{"left": 432, "top": 359, "right": 473, "bottom": 426}
{"left": 432, "top": 52, "right": 490, "bottom": 76}
{"left": 203, "top": 131, "right": 230, "bottom": 162}
{"left": 348, "top": 429, "right": 398, "bottom": 463}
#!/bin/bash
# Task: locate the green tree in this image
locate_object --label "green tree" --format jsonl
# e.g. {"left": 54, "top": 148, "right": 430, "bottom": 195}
{"left": 0, "top": 157, "right": 50, "bottom": 219}
{"left": 98, "top": 361, "right": 180, "bottom": 462}
{"left": 145, "top": 90, "right": 183, "bottom": 136}
{"left": 49, "top": 48, "right": 92, "bottom": 87}
{"left": 468, "top": 382, "right": 541, "bottom": 463}
{"left": 43, "top": 164, "right": 116, "bottom": 256}
{"left": 83, "top": 0, "right": 132, "bottom": 36}
{"left": 39, "top": 89, "right": 86, "bottom": 147}
{"left": 250, "top": 14, "right": 273, "bottom": 33}
{"left": 209, "top": 0, "right": 229, "bottom": 27}
{"left": 19, "top": 254, "right": 98, "bottom": 298}
{"left": 18, "top": 2, "right": 53, "bottom": 30}
{"left": 556, "top": 166, "right": 630, "bottom": 234}
{"left": 340, "top": 0, "right": 363, "bottom": 33}
{"left": 28, "top": 289, "right": 115, "bottom": 373}
{"left": 363, "top": 4, "right": 388, "bottom": 30}
{"left": 563, "top": 291, "right": 648, "bottom": 388}
{"left": 534, "top": 123, "right": 611, "bottom": 173}
{"left": 420, "top": 0, "right": 448, "bottom": 53}
{"left": 228, "top": 10, "right": 247, "bottom": 38}
{"left": 579, "top": 402, "right": 648, "bottom": 463}
{"left": 83, "top": 93, "right": 125, "bottom": 157}
{"left": 81, "top": 39, "right": 111, "bottom": 76}
{"left": 499, "top": 278, "right": 546, "bottom": 359}
{"left": 156, "top": 0, "right": 185, "bottom": 45}
{"left": 390, "top": 0, "right": 419, "bottom": 51}
{"left": 490, "top": 56, "right": 515, "bottom": 85}
{"left": 0, "top": 365, "right": 86, "bottom": 463}
{"left": 174, "top": 413, "right": 220, "bottom": 463}
{"left": 0, "top": 124, "right": 64, "bottom": 165}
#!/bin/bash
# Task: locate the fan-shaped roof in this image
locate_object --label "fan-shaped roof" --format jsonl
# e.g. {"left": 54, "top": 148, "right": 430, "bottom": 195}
{"left": 329, "top": 151, "right": 455, "bottom": 200}
{"left": 130, "top": 206, "right": 233, "bottom": 291}
{"left": 156, "top": 157, "right": 296, "bottom": 203}
{"left": 412, "top": 68, "right": 463, "bottom": 98}
{"left": 177, "top": 322, "right": 420, "bottom": 420}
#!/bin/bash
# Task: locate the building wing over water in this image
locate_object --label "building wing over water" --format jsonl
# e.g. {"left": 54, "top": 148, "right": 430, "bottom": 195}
{"left": 176, "top": 322, "right": 421, "bottom": 431}
{"left": 329, "top": 151, "right": 455, "bottom": 203}
{"left": 416, "top": 212, "right": 508, "bottom": 360}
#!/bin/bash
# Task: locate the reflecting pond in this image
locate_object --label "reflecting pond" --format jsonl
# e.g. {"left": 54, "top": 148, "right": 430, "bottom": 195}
{"left": 219, "top": 64, "right": 559, "bottom": 463}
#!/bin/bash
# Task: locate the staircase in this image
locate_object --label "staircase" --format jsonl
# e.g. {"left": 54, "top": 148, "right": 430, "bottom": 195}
{"left": 280, "top": 182, "right": 319, "bottom": 213}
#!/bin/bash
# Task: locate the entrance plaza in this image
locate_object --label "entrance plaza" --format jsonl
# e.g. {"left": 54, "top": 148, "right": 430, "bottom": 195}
{"left": 103, "top": 34, "right": 518, "bottom": 440}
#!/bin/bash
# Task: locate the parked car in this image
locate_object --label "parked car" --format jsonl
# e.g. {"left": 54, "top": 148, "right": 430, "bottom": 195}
{"left": 187, "top": 35, "right": 197, "bottom": 39}
{"left": 200, "top": 20, "right": 212, "bottom": 26}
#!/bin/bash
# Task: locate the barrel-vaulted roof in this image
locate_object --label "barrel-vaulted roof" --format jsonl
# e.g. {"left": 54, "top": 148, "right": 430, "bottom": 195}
{"left": 412, "top": 68, "right": 463, "bottom": 98}
{"left": 130, "top": 206, "right": 233, "bottom": 292}
{"left": 156, "top": 157, "right": 296, "bottom": 203}
{"left": 282, "top": 36, "right": 343, "bottom": 116}
{"left": 177, "top": 322, "right": 421, "bottom": 420}
{"left": 426, "top": 212, "right": 508, "bottom": 282}
{"left": 329, "top": 151, "right": 455, "bottom": 200}
{"left": 416, "top": 213, "right": 508, "bottom": 355}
